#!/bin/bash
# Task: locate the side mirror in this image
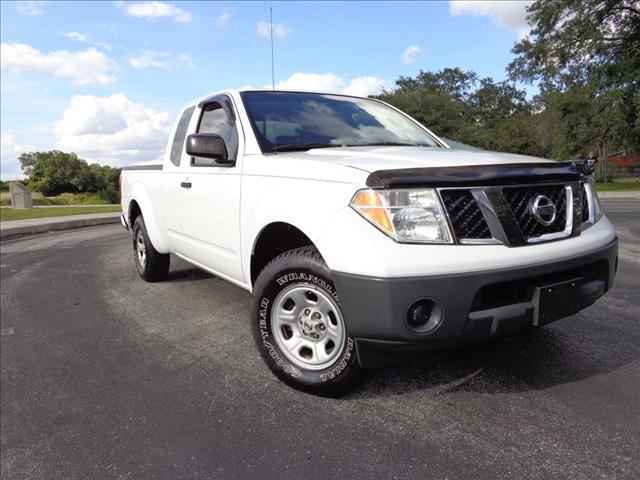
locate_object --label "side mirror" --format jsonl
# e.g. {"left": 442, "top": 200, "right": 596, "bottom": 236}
{"left": 186, "top": 133, "right": 234, "bottom": 166}
{"left": 573, "top": 156, "right": 599, "bottom": 175}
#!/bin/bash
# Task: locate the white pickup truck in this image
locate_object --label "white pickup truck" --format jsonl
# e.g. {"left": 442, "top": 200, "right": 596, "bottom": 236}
{"left": 120, "top": 90, "right": 618, "bottom": 396}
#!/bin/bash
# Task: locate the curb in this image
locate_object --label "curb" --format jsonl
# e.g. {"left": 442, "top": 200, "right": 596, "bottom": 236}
{"left": 0, "top": 213, "right": 121, "bottom": 240}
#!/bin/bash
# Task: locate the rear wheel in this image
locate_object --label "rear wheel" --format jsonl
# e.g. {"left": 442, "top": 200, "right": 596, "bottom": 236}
{"left": 132, "top": 215, "right": 170, "bottom": 282}
{"left": 251, "top": 247, "right": 362, "bottom": 396}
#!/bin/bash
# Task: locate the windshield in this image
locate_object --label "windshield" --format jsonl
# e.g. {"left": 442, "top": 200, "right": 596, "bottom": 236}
{"left": 240, "top": 91, "right": 442, "bottom": 153}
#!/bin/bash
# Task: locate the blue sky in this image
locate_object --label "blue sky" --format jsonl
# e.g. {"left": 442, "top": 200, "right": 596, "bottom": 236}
{"left": 0, "top": 0, "right": 533, "bottom": 179}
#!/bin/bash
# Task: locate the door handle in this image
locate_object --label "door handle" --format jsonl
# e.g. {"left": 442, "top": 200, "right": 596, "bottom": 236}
{"left": 180, "top": 181, "right": 192, "bottom": 189}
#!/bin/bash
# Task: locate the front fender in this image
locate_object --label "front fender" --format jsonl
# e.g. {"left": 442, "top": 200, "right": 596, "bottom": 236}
{"left": 241, "top": 179, "right": 358, "bottom": 284}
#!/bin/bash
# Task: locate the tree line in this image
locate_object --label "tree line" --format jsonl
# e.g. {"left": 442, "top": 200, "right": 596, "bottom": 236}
{"left": 376, "top": 69, "right": 548, "bottom": 157}
{"left": 18, "top": 151, "right": 120, "bottom": 203}
{"left": 376, "top": 0, "right": 639, "bottom": 179}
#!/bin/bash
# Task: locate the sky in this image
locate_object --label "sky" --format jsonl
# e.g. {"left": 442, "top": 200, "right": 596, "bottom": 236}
{"left": 0, "top": 0, "right": 534, "bottom": 179}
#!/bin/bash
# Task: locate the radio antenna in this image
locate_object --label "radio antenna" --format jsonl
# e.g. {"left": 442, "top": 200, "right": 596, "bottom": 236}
{"left": 270, "top": 7, "right": 275, "bottom": 92}
{"left": 270, "top": 7, "right": 277, "bottom": 154}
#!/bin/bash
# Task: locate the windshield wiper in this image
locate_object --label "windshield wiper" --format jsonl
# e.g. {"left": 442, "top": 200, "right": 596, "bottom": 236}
{"left": 346, "top": 142, "right": 431, "bottom": 147}
{"left": 270, "top": 142, "right": 431, "bottom": 152}
{"left": 271, "top": 143, "right": 344, "bottom": 152}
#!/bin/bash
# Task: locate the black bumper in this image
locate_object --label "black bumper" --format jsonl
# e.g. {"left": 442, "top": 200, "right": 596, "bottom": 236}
{"left": 331, "top": 238, "right": 618, "bottom": 368}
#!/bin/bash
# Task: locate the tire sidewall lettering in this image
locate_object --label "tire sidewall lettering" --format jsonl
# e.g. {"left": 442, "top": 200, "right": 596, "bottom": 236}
{"left": 320, "top": 338, "right": 354, "bottom": 382}
{"left": 275, "top": 272, "right": 338, "bottom": 301}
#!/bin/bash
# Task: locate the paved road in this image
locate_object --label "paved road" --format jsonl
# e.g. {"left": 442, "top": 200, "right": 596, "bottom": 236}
{"left": 1, "top": 199, "right": 639, "bottom": 479}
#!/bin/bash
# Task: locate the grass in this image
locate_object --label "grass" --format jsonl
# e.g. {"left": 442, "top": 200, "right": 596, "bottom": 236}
{"left": 595, "top": 180, "right": 640, "bottom": 191}
{"left": 0, "top": 205, "right": 120, "bottom": 222}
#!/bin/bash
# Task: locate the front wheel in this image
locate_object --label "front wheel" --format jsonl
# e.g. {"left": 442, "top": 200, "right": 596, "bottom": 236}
{"left": 251, "top": 247, "right": 362, "bottom": 396}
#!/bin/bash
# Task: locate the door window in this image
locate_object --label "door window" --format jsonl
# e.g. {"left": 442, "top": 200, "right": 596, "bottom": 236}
{"left": 170, "top": 106, "right": 195, "bottom": 166}
{"left": 197, "top": 102, "right": 239, "bottom": 161}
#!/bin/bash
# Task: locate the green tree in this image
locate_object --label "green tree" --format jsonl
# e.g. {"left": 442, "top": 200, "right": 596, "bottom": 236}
{"left": 376, "top": 68, "right": 545, "bottom": 156}
{"left": 509, "top": 0, "right": 639, "bottom": 91}
{"left": 18, "top": 150, "right": 120, "bottom": 198}
{"left": 377, "top": 68, "right": 476, "bottom": 141}
{"left": 19, "top": 151, "right": 88, "bottom": 195}
{"left": 468, "top": 78, "right": 530, "bottom": 130}
{"left": 509, "top": 0, "right": 640, "bottom": 176}
{"left": 88, "top": 163, "right": 121, "bottom": 203}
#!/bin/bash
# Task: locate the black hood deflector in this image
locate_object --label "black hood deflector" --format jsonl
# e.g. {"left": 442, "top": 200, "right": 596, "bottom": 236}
{"left": 366, "top": 162, "right": 582, "bottom": 188}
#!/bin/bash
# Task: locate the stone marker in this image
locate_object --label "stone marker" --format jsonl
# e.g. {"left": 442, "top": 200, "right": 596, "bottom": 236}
{"left": 9, "top": 182, "right": 33, "bottom": 209}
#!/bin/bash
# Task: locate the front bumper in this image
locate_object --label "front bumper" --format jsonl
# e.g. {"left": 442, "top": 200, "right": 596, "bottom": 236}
{"left": 332, "top": 238, "right": 618, "bottom": 368}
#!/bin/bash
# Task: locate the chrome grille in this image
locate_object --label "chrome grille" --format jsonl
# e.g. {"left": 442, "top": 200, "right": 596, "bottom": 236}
{"left": 440, "top": 182, "right": 580, "bottom": 246}
{"left": 502, "top": 184, "right": 567, "bottom": 239}
{"left": 439, "top": 190, "right": 491, "bottom": 240}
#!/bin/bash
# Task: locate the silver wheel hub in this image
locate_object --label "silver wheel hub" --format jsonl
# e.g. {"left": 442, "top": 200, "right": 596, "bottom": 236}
{"left": 298, "top": 307, "right": 327, "bottom": 340}
{"left": 136, "top": 231, "right": 146, "bottom": 269}
{"left": 272, "top": 283, "right": 346, "bottom": 370}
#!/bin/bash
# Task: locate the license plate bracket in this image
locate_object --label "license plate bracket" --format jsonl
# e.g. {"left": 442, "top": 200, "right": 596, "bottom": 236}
{"left": 532, "top": 277, "right": 583, "bottom": 326}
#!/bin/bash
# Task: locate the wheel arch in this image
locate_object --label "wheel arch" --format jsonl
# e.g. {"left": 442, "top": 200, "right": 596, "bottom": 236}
{"left": 127, "top": 185, "right": 170, "bottom": 253}
{"left": 250, "top": 222, "right": 321, "bottom": 286}
{"left": 128, "top": 199, "right": 142, "bottom": 229}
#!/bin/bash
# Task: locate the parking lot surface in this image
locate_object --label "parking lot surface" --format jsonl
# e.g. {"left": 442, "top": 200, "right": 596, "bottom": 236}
{"left": 1, "top": 198, "right": 639, "bottom": 479}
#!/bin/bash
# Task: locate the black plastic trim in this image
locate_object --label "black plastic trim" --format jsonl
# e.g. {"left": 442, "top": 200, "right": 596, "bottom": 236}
{"left": 366, "top": 162, "right": 582, "bottom": 189}
{"left": 484, "top": 187, "right": 526, "bottom": 245}
{"left": 197, "top": 94, "right": 237, "bottom": 124}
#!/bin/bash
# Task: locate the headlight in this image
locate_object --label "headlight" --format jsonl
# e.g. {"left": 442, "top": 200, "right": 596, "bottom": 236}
{"left": 350, "top": 189, "right": 452, "bottom": 243}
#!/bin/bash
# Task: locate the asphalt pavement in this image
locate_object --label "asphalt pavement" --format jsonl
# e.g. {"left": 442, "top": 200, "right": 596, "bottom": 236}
{"left": 1, "top": 199, "right": 639, "bottom": 479}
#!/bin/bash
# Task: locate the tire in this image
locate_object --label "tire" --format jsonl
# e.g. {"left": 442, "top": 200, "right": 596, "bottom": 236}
{"left": 132, "top": 215, "right": 170, "bottom": 282}
{"left": 251, "top": 247, "right": 362, "bottom": 396}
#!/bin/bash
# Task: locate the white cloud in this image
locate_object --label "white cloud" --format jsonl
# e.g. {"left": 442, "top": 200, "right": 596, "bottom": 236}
{"left": 401, "top": 45, "right": 423, "bottom": 65}
{"left": 64, "top": 32, "right": 89, "bottom": 43}
{"left": 15, "top": 1, "right": 47, "bottom": 16}
{"left": 257, "top": 21, "right": 290, "bottom": 39}
{"left": 56, "top": 96, "right": 127, "bottom": 135}
{"left": 63, "top": 33, "right": 113, "bottom": 54}
{"left": 1, "top": 133, "right": 34, "bottom": 179}
{"left": 274, "top": 73, "right": 388, "bottom": 97}
{"left": 177, "top": 54, "right": 196, "bottom": 70}
{"left": 449, "top": 1, "right": 533, "bottom": 39}
{"left": 54, "top": 94, "right": 172, "bottom": 166}
{"left": 342, "top": 76, "right": 389, "bottom": 97}
{"left": 94, "top": 42, "right": 112, "bottom": 52}
{"left": 216, "top": 9, "right": 232, "bottom": 27}
{"left": 1, "top": 43, "right": 118, "bottom": 85}
{"left": 129, "top": 51, "right": 196, "bottom": 69}
{"left": 62, "top": 33, "right": 115, "bottom": 55}
{"left": 129, "top": 50, "right": 170, "bottom": 69}
{"left": 276, "top": 73, "right": 343, "bottom": 92}
{"left": 123, "top": 1, "right": 192, "bottom": 23}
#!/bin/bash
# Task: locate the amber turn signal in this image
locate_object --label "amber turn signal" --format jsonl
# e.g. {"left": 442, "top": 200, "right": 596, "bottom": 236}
{"left": 351, "top": 190, "right": 394, "bottom": 235}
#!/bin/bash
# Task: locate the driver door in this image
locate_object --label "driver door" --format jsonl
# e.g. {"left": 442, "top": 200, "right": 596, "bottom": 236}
{"left": 174, "top": 97, "right": 243, "bottom": 283}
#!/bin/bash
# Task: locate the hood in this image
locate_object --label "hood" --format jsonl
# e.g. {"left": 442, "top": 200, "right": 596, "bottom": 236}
{"left": 304, "top": 146, "right": 555, "bottom": 173}
{"left": 242, "top": 146, "right": 560, "bottom": 186}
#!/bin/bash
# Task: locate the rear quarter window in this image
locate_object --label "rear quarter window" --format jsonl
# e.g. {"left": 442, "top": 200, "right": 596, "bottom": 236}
{"left": 170, "top": 106, "right": 195, "bottom": 166}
